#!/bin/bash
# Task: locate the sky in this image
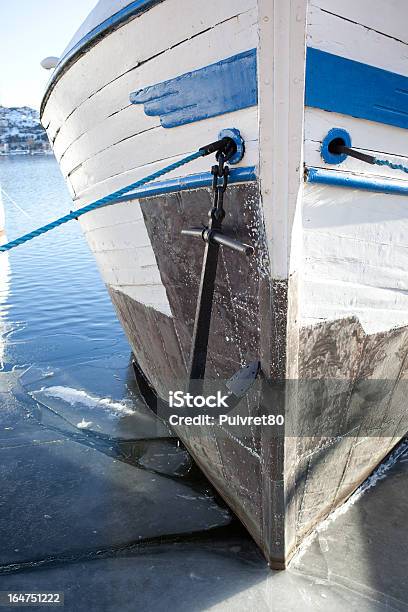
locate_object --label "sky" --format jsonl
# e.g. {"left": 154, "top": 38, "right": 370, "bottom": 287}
{"left": 0, "top": 0, "right": 98, "bottom": 110}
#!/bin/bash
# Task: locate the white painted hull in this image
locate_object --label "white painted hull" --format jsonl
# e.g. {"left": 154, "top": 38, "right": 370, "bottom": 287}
{"left": 42, "top": 0, "right": 408, "bottom": 567}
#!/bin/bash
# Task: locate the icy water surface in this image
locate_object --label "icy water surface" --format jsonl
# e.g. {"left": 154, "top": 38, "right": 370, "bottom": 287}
{"left": 0, "top": 154, "right": 224, "bottom": 466}
{"left": 0, "top": 155, "right": 127, "bottom": 372}
{"left": 0, "top": 157, "right": 168, "bottom": 438}
{"left": 0, "top": 155, "right": 234, "bottom": 552}
{"left": 0, "top": 156, "right": 179, "bottom": 437}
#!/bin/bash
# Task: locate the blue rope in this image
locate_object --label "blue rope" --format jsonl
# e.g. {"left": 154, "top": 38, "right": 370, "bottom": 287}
{"left": 374, "top": 158, "right": 408, "bottom": 175}
{"left": 0, "top": 150, "right": 203, "bottom": 253}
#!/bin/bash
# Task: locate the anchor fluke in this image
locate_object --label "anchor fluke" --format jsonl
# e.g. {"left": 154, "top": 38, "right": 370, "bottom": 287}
{"left": 226, "top": 361, "right": 261, "bottom": 399}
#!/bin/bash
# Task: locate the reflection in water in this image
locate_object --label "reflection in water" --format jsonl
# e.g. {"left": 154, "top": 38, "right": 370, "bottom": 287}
{"left": 0, "top": 186, "right": 10, "bottom": 369}
{"left": 0, "top": 155, "right": 175, "bottom": 440}
{"left": 0, "top": 157, "right": 149, "bottom": 439}
{"left": 0, "top": 155, "right": 198, "bottom": 476}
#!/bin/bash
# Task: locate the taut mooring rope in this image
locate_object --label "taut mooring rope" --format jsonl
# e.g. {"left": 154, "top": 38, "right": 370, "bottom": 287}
{"left": 374, "top": 158, "right": 408, "bottom": 174}
{"left": 328, "top": 139, "right": 408, "bottom": 175}
{"left": 0, "top": 150, "right": 203, "bottom": 253}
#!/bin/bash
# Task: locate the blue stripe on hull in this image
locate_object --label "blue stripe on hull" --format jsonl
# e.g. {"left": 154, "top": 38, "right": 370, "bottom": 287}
{"left": 307, "top": 167, "right": 408, "bottom": 196}
{"left": 305, "top": 47, "right": 408, "bottom": 130}
{"left": 104, "top": 166, "right": 257, "bottom": 204}
{"left": 131, "top": 45, "right": 408, "bottom": 131}
{"left": 130, "top": 49, "right": 258, "bottom": 128}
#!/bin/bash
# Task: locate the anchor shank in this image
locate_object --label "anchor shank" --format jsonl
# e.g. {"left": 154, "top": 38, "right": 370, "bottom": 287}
{"left": 187, "top": 231, "right": 221, "bottom": 395}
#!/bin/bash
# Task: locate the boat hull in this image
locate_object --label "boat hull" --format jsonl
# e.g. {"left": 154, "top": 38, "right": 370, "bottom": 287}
{"left": 41, "top": 0, "right": 408, "bottom": 567}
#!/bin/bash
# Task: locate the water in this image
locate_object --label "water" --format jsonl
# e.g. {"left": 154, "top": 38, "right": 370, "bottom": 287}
{"left": 0, "top": 155, "right": 128, "bottom": 372}
{"left": 0, "top": 155, "right": 196, "bottom": 450}
{"left": 0, "top": 152, "right": 234, "bottom": 475}
{"left": 0, "top": 155, "right": 158, "bottom": 440}
{"left": 0, "top": 154, "right": 234, "bottom": 568}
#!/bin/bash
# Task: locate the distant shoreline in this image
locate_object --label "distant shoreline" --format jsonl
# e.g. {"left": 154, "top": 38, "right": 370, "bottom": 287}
{"left": 0, "top": 150, "right": 54, "bottom": 157}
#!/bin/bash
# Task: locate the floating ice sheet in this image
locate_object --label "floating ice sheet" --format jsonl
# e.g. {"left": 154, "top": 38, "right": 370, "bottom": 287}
{"left": 20, "top": 362, "right": 172, "bottom": 441}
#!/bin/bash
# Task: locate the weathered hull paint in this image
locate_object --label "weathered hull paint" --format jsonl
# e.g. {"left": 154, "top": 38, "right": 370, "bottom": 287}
{"left": 108, "top": 269, "right": 408, "bottom": 567}
{"left": 107, "top": 186, "right": 407, "bottom": 567}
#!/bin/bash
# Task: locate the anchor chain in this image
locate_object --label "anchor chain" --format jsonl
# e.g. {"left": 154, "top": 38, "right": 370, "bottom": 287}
{"left": 182, "top": 150, "right": 254, "bottom": 256}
